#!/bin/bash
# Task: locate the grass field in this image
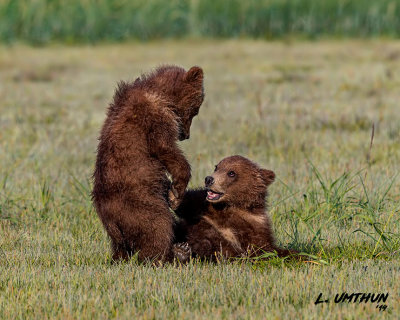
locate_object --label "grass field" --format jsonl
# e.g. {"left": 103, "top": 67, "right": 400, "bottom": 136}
{"left": 1, "top": 40, "right": 400, "bottom": 319}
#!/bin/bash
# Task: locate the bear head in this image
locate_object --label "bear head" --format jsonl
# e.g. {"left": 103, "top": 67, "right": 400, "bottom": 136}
{"left": 139, "top": 65, "right": 204, "bottom": 141}
{"left": 204, "top": 155, "right": 275, "bottom": 209}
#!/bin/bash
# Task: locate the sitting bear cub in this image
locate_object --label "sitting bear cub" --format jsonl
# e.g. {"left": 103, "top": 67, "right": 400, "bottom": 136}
{"left": 174, "top": 155, "right": 296, "bottom": 260}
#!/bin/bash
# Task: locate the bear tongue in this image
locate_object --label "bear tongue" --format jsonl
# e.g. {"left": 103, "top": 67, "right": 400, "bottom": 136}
{"left": 207, "top": 190, "right": 221, "bottom": 200}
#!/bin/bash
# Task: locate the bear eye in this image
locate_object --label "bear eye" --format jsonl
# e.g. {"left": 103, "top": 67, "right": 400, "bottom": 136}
{"left": 214, "top": 165, "right": 218, "bottom": 172}
{"left": 228, "top": 171, "right": 236, "bottom": 177}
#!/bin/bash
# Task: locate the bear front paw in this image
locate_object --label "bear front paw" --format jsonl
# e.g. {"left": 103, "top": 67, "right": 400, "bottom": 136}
{"left": 172, "top": 242, "right": 191, "bottom": 263}
{"left": 168, "top": 189, "right": 182, "bottom": 210}
{"left": 172, "top": 179, "right": 188, "bottom": 199}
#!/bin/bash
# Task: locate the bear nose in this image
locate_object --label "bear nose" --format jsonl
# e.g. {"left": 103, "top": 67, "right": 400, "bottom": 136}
{"left": 205, "top": 176, "right": 214, "bottom": 187}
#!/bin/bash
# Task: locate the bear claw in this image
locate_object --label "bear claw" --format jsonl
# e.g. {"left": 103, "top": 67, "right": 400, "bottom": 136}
{"left": 168, "top": 189, "right": 181, "bottom": 210}
{"left": 172, "top": 242, "right": 192, "bottom": 263}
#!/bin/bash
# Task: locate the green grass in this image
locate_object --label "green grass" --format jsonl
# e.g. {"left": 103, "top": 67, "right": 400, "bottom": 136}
{"left": 1, "top": 0, "right": 400, "bottom": 44}
{"left": 1, "top": 39, "right": 400, "bottom": 318}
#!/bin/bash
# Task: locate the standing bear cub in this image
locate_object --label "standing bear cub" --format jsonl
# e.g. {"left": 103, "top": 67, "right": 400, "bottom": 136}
{"left": 174, "top": 155, "right": 297, "bottom": 260}
{"left": 92, "top": 65, "right": 204, "bottom": 263}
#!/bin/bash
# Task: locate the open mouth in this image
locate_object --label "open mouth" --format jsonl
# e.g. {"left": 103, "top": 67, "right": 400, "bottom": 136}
{"left": 206, "top": 189, "right": 224, "bottom": 201}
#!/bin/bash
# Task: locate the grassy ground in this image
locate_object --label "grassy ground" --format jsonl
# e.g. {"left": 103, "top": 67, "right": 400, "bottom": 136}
{"left": 1, "top": 40, "right": 400, "bottom": 319}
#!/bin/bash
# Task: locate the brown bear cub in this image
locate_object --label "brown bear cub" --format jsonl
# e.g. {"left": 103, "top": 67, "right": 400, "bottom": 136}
{"left": 174, "top": 155, "right": 297, "bottom": 261}
{"left": 92, "top": 65, "right": 204, "bottom": 263}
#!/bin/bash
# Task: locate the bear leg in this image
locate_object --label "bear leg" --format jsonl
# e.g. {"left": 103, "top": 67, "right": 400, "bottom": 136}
{"left": 111, "top": 240, "right": 130, "bottom": 262}
{"left": 105, "top": 222, "right": 130, "bottom": 262}
{"left": 130, "top": 205, "right": 174, "bottom": 264}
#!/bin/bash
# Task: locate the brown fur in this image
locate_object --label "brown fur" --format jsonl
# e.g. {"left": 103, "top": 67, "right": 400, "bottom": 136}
{"left": 174, "top": 155, "right": 297, "bottom": 260}
{"left": 92, "top": 65, "right": 204, "bottom": 263}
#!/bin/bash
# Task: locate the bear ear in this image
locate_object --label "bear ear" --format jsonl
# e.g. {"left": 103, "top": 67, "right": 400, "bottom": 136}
{"left": 261, "top": 169, "right": 275, "bottom": 186}
{"left": 184, "top": 66, "right": 203, "bottom": 83}
{"left": 133, "top": 77, "right": 141, "bottom": 85}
